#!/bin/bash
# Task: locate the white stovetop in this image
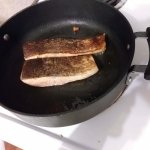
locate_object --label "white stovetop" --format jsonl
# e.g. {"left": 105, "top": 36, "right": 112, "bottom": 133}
{"left": 1, "top": 0, "right": 150, "bottom": 150}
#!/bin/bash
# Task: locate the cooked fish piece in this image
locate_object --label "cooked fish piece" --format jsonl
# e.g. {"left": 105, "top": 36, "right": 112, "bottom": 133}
{"left": 21, "top": 55, "right": 99, "bottom": 87}
{"left": 23, "top": 34, "right": 106, "bottom": 60}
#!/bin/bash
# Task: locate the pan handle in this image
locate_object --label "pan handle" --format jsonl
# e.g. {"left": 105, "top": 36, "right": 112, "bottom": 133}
{"left": 145, "top": 27, "right": 150, "bottom": 80}
{"left": 134, "top": 27, "right": 150, "bottom": 80}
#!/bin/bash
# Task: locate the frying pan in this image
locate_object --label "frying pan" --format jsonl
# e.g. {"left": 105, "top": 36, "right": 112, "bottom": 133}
{"left": 0, "top": 0, "right": 150, "bottom": 127}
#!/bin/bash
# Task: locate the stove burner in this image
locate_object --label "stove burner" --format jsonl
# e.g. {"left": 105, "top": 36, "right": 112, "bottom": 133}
{"left": 100, "top": 0, "right": 127, "bottom": 9}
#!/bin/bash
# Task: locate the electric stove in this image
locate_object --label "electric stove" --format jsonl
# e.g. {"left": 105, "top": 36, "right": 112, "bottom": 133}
{"left": 0, "top": 0, "right": 150, "bottom": 150}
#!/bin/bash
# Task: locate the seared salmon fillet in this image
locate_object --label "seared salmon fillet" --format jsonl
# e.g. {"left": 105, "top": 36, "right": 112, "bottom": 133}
{"left": 23, "top": 34, "right": 106, "bottom": 60}
{"left": 21, "top": 55, "right": 99, "bottom": 87}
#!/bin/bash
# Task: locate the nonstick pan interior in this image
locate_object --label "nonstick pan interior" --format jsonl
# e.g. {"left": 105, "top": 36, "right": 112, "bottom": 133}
{"left": 0, "top": 0, "right": 134, "bottom": 115}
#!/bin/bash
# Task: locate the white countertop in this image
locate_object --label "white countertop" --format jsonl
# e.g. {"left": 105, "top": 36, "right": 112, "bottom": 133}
{"left": 0, "top": 0, "right": 37, "bottom": 25}
{"left": 0, "top": 0, "right": 150, "bottom": 150}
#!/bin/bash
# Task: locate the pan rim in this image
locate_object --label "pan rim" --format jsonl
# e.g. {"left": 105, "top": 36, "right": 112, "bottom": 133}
{"left": 0, "top": 0, "right": 135, "bottom": 117}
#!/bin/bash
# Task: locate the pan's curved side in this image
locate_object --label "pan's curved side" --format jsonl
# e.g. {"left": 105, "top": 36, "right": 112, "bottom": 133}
{"left": 14, "top": 76, "right": 127, "bottom": 127}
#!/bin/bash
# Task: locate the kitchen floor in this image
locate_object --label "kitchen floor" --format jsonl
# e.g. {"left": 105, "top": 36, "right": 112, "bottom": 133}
{"left": 5, "top": 142, "right": 22, "bottom": 150}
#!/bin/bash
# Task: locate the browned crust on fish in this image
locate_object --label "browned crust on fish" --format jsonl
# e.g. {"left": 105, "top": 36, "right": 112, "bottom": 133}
{"left": 23, "top": 34, "right": 106, "bottom": 60}
{"left": 21, "top": 55, "right": 99, "bottom": 87}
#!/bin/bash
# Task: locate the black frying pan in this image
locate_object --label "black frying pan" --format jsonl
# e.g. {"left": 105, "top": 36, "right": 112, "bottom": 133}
{"left": 0, "top": 0, "right": 150, "bottom": 127}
